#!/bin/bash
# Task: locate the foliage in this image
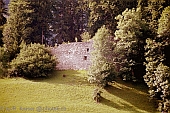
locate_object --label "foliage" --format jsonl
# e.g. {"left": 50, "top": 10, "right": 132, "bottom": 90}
{"left": 114, "top": 8, "right": 147, "bottom": 81}
{"left": 144, "top": 5, "right": 170, "bottom": 112}
{"left": 0, "top": 0, "right": 7, "bottom": 26}
{"left": 3, "top": 0, "right": 54, "bottom": 46}
{"left": 154, "top": 63, "right": 170, "bottom": 112}
{"left": 8, "top": 43, "right": 56, "bottom": 78}
{"left": 144, "top": 39, "right": 163, "bottom": 95}
{"left": 138, "top": 0, "right": 170, "bottom": 36}
{"left": 52, "top": 0, "right": 88, "bottom": 43}
{"left": 2, "top": 0, "right": 34, "bottom": 61}
{"left": 0, "top": 0, "right": 10, "bottom": 74}
{"left": 0, "top": 46, "right": 10, "bottom": 77}
{"left": 29, "top": 0, "right": 54, "bottom": 45}
{"left": 88, "top": 25, "right": 116, "bottom": 87}
{"left": 157, "top": 6, "right": 170, "bottom": 38}
{"left": 88, "top": 0, "right": 137, "bottom": 37}
{"left": 81, "top": 32, "right": 91, "bottom": 42}
{"left": 0, "top": 0, "right": 7, "bottom": 46}
{"left": 144, "top": 36, "right": 170, "bottom": 113}
{"left": 157, "top": 5, "right": 170, "bottom": 68}
{"left": 157, "top": 6, "right": 170, "bottom": 112}
{"left": 0, "top": 25, "right": 4, "bottom": 46}
{"left": 2, "top": 0, "right": 54, "bottom": 61}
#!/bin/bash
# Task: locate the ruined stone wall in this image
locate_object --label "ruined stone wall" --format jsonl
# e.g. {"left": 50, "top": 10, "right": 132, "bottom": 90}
{"left": 51, "top": 41, "right": 93, "bottom": 70}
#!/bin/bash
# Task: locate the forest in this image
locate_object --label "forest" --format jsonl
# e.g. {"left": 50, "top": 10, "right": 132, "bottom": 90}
{"left": 0, "top": 0, "right": 170, "bottom": 112}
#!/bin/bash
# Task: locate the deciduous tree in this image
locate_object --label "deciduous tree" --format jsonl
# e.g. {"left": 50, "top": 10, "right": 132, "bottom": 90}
{"left": 88, "top": 25, "right": 116, "bottom": 87}
{"left": 138, "top": 0, "right": 170, "bottom": 37}
{"left": 144, "top": 6, "right": 170, "bottom": 112}
{"left": 114, "top": 8, "right": 147, "bottom": 81}
{"left": 88, "top": 0, "right": 137, "bottom": 37}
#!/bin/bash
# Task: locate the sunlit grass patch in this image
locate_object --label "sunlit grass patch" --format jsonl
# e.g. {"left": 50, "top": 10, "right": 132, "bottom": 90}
{"left": 0, "top": 70, "right": 158, "bottom": 113}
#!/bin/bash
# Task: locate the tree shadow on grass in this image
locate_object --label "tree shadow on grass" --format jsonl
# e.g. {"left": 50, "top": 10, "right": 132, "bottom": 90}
{"left": 100, "top": 96, "right": 143, "bottom": 113}
{"left": 104, "top": 84, "right": 157, "bottom": 113}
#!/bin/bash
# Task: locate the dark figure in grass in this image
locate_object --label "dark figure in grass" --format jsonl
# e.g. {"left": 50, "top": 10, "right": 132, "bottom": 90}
{"left": 93, "top": 88, "right": 102, "bottom": 103}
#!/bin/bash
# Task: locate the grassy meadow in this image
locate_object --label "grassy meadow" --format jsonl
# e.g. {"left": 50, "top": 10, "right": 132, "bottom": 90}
{"left": 0, "top": 70, "right": 159, "bottom": 113}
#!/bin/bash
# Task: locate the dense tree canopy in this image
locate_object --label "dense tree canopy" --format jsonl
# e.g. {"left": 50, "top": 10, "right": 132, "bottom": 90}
{"left": 144, "top": 5, "right": 170, "bottom": 112}
{"left": 138, "top": 0, "right": 170, "bottom": 37}
{"left": 0, "top": 0, "right": 7, "bottom": 46}
{"left": 88, "top": 0, "right": 137, "bottom": 37}
{"left": 51, "top": 0, "right": 88, "bottom": 44}
{"left": 2, "top": 0, "right": 53, "bottom": 61}
{"left": 114, "top": 8, "right": 148, "bottom": 81}
{"left": 158, "top": 6, "right": 170, "bottom": 38}
{"left": 3, "top": 0, "right": 34, "bottom": 61}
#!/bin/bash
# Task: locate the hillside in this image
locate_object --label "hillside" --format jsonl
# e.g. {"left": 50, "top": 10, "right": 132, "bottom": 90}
{"left": 0, "top": 70, "right": 158, "bottom": 113}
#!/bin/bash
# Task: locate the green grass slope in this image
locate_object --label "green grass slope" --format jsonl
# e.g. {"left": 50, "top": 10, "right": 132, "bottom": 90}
{"left": 0, "top": 70, "right": 158, "bottom": 113}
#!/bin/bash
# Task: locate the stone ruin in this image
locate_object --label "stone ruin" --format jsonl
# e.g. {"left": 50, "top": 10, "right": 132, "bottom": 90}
{"left": 51, "top": 40, "right": 93, "bottom": 70}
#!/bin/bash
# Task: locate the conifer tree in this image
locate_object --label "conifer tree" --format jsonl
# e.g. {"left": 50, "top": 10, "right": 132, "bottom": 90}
{"left": 147, "top": 0, "right": 167, "bottom": 35}
{"left": 3, "top": 0, "right": 53, "bottom": 60}
{"left": 52, "top": 0, "right": 88, "bottom": 43}
{"left": 3, "top": 0, "right": 34, "bottom": 61}
{"left": 29, "top": 0, "right": 54, "bottom": 44}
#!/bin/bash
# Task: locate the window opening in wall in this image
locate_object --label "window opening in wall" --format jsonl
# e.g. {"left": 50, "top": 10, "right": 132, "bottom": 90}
{"left": 87, "top": 48, "right": 89, "bottom": 52}
{"left": 84, "top": 56, "right": 87, "bottom": 60}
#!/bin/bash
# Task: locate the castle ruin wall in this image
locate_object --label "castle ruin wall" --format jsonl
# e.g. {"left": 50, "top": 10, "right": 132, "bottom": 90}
{"left": 51, "top": 41, "right": 93, "bottom": 70}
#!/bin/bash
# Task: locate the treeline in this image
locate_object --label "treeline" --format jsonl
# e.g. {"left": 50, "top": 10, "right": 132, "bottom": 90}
{"left": 0, "top": 0, "right": 170, "bottom": 112}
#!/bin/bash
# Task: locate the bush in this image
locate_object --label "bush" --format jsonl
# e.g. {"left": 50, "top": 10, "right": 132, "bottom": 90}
{"left": 8, "top": 43, "right": 57, "bottom": 78}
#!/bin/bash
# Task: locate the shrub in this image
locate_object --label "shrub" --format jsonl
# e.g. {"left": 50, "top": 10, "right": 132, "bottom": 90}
{"left": 8, "top": 43, "right": 57, "bottom": 78}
